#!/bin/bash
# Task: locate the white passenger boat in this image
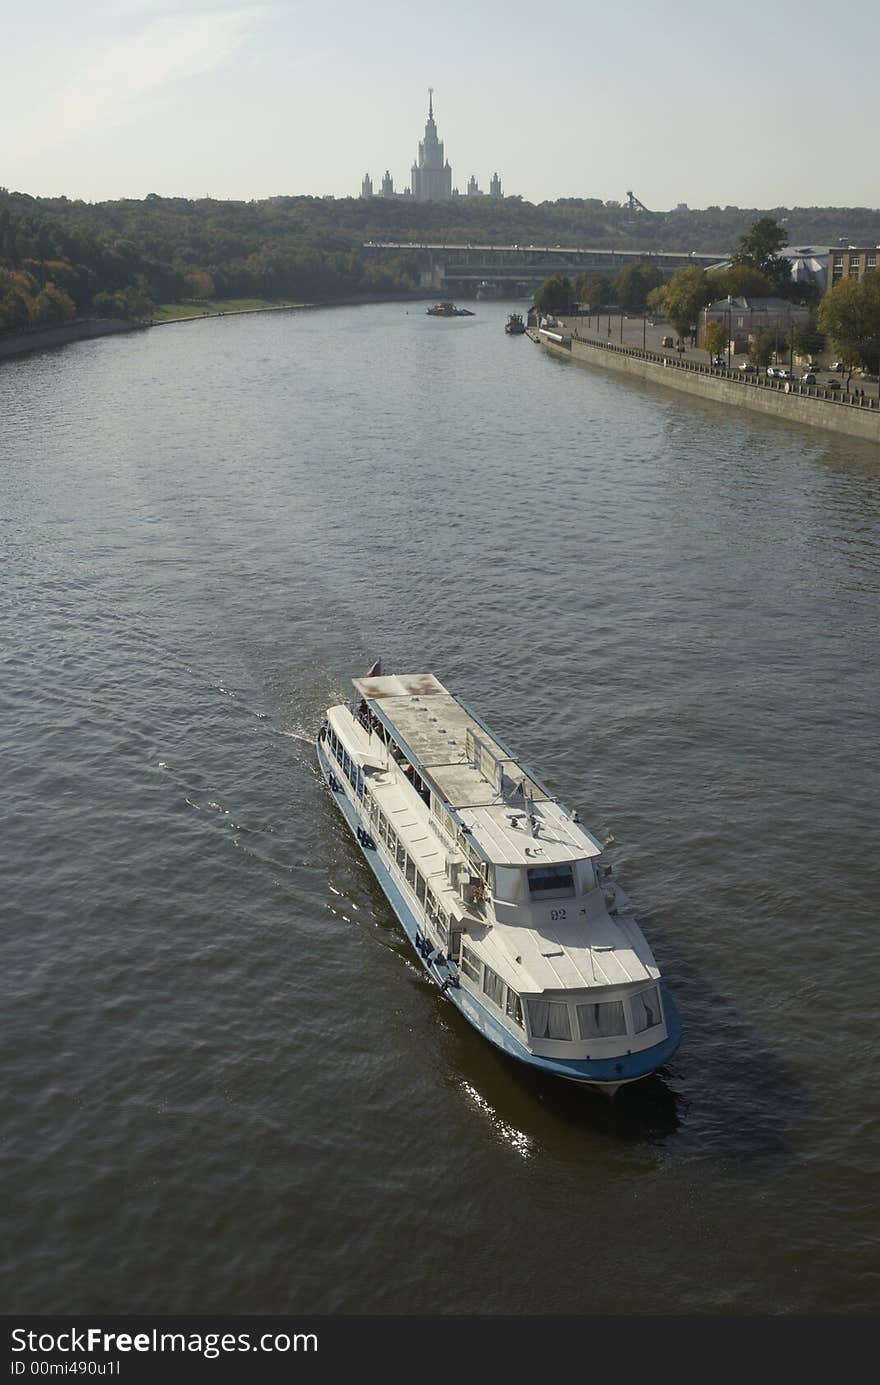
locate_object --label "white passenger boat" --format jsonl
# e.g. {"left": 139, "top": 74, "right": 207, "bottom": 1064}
{"left": 317, "top": 667, "right": 681, "bottom": 1094}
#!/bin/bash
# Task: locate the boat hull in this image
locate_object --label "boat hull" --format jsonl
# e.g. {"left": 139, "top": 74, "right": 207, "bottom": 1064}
{"left": 317, "top": 734, "right": 680, "bottom": 1093}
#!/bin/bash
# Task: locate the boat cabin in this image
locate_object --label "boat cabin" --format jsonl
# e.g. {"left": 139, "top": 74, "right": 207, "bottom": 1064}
{"left": 323, "top": 673, "right": 666, "bottom": 1063}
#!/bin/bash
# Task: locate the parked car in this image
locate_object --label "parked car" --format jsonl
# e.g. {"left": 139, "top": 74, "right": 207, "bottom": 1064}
{"left": 826, "top": 379, "right": 842, "bottom": 390}
{"left": 830, "top": 361, "right": 845, "bottom": 371}
{"left": 766, "top": 366, "right": 779, "bottom": 377}
{"left": 777, "top": 369, "right": 794, "bottom": 380}
{"left": 801, "top": 372, "right": 817, "bottom": 384}
{"left": 711, "top": 355, "right": 725, "bottom": 367}
{"left": 739, "top": 361, "right": 757, "bottom": 372}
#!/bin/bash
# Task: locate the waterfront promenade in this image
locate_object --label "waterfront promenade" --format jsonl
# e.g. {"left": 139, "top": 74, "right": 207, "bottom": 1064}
{"left": 535, "top": 314, "right": 880, "bottom": 443}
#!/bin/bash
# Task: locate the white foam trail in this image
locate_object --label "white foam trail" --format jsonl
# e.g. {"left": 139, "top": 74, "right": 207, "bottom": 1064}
{"left": 276, "top": 730, "right": 314, "bottom": 744}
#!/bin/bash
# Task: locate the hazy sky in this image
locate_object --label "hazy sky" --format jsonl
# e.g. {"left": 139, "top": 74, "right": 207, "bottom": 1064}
{"left": 4, "top": 0, "right": 878, "bottom": 209}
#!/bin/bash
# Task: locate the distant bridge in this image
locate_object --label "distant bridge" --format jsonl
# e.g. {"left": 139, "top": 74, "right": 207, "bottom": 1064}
{"left": 362, "top": 241, "right": 724, "bottom": 292}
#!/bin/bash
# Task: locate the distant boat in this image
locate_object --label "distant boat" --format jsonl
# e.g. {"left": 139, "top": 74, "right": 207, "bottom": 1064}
{"left": 426, "top": 302, "right": 475, "bottom": 317}
{"left": 505, "top": 313, "right": 526, "bottom": 334}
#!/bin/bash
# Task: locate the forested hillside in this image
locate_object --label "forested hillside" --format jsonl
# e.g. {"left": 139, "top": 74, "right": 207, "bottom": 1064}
{"left": 2, "top": 187, "right": 879, "bottom": 330}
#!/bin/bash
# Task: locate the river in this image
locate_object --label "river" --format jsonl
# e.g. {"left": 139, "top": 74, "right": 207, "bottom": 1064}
{"left": 2, "top": 300, "right": 879, "bottom": 1314}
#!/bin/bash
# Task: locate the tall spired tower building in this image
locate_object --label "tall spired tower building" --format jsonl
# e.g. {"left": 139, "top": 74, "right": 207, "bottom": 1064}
{"left": 411, "top": 89, "right": 453, "bottom": 202}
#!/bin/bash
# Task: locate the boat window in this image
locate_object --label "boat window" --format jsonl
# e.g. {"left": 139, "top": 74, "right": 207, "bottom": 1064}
{"left": 527, "top": 1000, "right": 572, "bottom": 1041}
{"left": 527, "top": 864, "right": 575, "bottom": 900}
{"left": 404, "top": 856, "right": 416, "bottom": 887}
{"left": 506, "top": 990, "right": 524, "bottom": 1028}
{"left": 578, "top": 860, "right": 597, "bottom": 893}
{"left": 348, "top": 763, "right": 357, "bottom": 789}
{"left": 493, "top": 867, "right": 526, "bottom": 903}
{"left": 482, "top": 966, "right": 504, "bottom": 1009}
{"left": 431, "top": 796, "right": 452, "bottom": 835}
{"left": 426, "top": 893, "right": 449, "bottom": 945}
{"left": 415, "top": 872, "right": 427, "bottom": 903}
{"left": 356, "top": 769, "right": 365, "bottom": 798}
{"left": 342, "top": 749, "right": 350, "bottom": 775}
{"left": 631, "top": 986, "right": 662, "bottom": 1034}
{"left": 576, "top": 1000, "right": 627, "bottom": 1039}
{"left": 396, "top": 841, "right": 407, "bottom": 871}
{"left": 386, "top": 825, "right": 397, "bottom": 853}
{"left": 460, "top": 946, "right": 482, "bottom": 984}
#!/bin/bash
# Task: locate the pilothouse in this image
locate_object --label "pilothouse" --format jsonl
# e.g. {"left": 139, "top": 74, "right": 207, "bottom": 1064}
{"left": 317, "top": 668, "right": 680, "bottom": 1094}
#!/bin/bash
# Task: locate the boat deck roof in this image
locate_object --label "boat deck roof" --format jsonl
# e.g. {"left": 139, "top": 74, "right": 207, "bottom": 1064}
{"left": 351, "top": 673, "right": 602, "bottom": 866}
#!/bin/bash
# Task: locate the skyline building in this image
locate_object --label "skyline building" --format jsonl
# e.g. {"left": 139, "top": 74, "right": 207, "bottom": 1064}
{"left": 359, "top": 91, "right": 503, "bottom": 202}
{"left": 411, "top": 89, "right": 452, "bottom": 202}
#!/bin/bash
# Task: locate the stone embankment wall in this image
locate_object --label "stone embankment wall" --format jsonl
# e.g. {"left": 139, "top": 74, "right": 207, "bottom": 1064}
{"left": 0, "top": 318, "right": 144, "bottom": 361}
{"left": 535, "top": 330, "right": 880, "bottom": 445}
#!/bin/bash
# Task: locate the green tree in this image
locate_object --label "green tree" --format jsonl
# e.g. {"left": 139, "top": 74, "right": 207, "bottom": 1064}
{"left": 184, "top": 268, "right": 215, "bottom": 300}
{"left": 122, "top": 279, "right": 155, "bottom": 319}
{"left": 661, "top": 266, "right": 710, "bottom": 340}
{"left": 574, "top": 271, "right": 612, "bottom": 308}
{"left": 0, "top": 266, "right": 37, "bottom": 328}
{"left": 790, "top": 319, "right": 825, "bottom": 363}
{"left": 732, "top": 217, "right": 790, "bottom": 293}
{"left": 817, "top": 273, "right": 880, "bottom": 377}
{"left": 703, "top": 319, "right": 727, "bottom": 363}
{"left": 614, "top": 262, "right": 663, "bottom": 312}
{"left": 706, "top": 264, "right": 773, "bottom": 300}
{"left": 28, "top": 283, "right": 76, "bottom": 325}
{"left": 646, "top": 284, "right": 666, "bottom": 316}
{"left": 748, "top": 330, "right": 775, "bottom": 367}
{"left": 92, "top": 290, "right": 128, "bottom": 319}
{"left": 534, "top": 274, "right": 573, "bottom": 316}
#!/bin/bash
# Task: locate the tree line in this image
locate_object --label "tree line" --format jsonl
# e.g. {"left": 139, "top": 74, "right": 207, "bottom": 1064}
{"left": 2, "top": 188, "right": 880, "bottom": 333}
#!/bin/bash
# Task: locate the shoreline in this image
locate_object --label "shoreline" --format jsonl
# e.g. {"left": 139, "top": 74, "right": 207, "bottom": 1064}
{"left": 0, "top": 292, "right": 439, "bottom": 361}
{"left": 0, "top": 317, "right": 145, "bottom": 361}
{"left": 534, "top": 321, "right": 880, "bottom": 445}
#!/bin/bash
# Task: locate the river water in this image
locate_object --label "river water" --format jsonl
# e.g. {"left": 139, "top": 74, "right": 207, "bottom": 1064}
{"left": 2, "top": 301, "right": 879, "bottom": 1316}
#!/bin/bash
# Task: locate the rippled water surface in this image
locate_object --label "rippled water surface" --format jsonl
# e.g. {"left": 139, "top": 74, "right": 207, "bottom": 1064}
{"left": 2, "top": 302, "right": 879, "bottom": 1315}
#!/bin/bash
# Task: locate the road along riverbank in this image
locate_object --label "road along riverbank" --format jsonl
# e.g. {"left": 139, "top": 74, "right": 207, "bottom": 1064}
{"left": 533, "top": 325, "right": 880, "bottom": 444}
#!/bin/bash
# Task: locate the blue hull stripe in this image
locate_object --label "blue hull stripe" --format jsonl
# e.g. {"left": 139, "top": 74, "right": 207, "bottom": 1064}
{"left": 317, "top": 736, "right": 680, "bottom": 1087}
